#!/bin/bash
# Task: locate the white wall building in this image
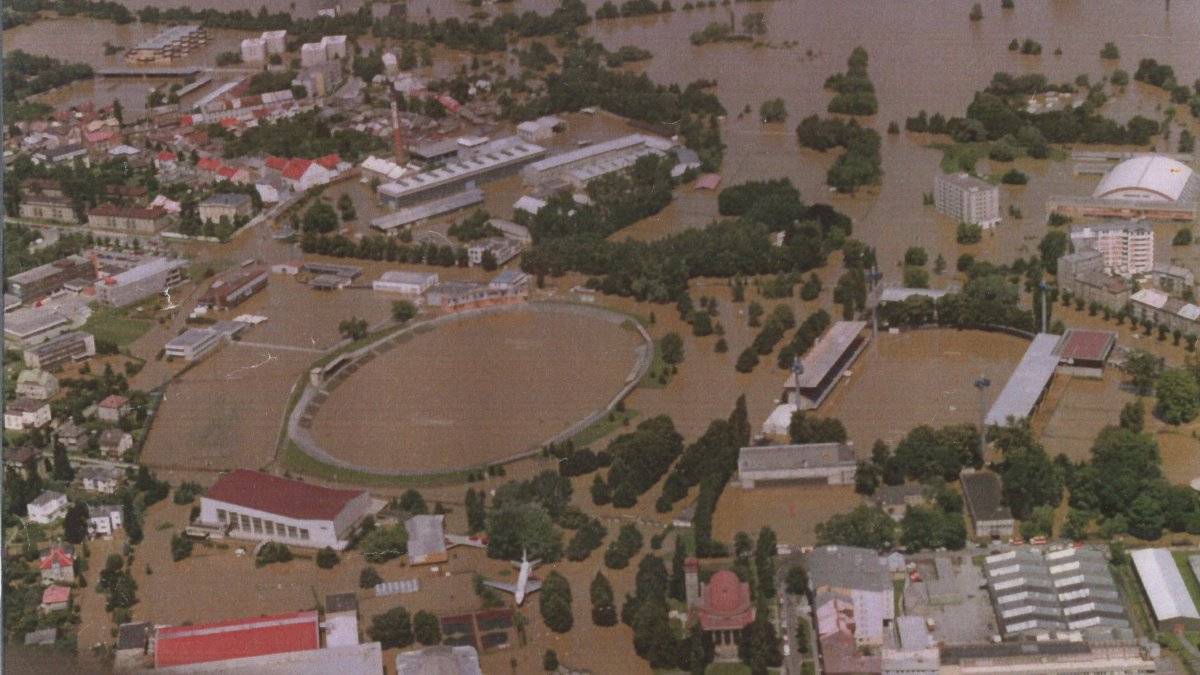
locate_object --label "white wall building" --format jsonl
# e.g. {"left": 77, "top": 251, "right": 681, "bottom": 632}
{"left": 1070, "top": 221, "right": 1154, "bottom": 278}
{"left": 5, "top": 398, "right": 52, "bottom": 431}
{"left": 88, "top": 505, "right": 124, "bottom": 537}
{"left": 373, "top": 271, "right": 438, "bottom": 295}
{"left": 27, "top": 491, "right": 68, "bottom": 524}
{"left": 199, "top": 470, "right": 371, "bottom": 550}
{"left": 934, "top": 172, "right": 1000, "bottom": 228}
{"left": 240, "top": 38, "right": 266, "bottom": 63}
{"left": 165, "top": 327, "right": 224, "bottom": 362}
{"left": 737, "top": 443, "right": 857, "bottom": 488}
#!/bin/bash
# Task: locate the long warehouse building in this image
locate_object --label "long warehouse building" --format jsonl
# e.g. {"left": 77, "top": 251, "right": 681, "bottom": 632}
{"left": 376, "top": 137, "right": 545, "bottom": 208}
{"left": 985, "top": 333, "right": 1060, "bottom": 427}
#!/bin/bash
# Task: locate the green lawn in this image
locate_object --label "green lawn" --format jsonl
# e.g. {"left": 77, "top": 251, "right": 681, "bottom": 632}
{"left": 640, "top": 339, "right": 675, "bottom": 389}
{"left": 1173, "top": 550, "right": 1200, "bottom": 611}
{"left": 281, "top": 441, "right": 470, "bottom": 488}
{"left": 572, "top": 408, "right": 639, "bottom": 448}
{"left": 82, "top": 307, "right": 154, "bottom": 346}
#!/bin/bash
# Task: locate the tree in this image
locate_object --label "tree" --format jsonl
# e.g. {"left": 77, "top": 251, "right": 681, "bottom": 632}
{"left": 486, "top": 502, "right": 563, "bottom": 562}
{"left": 660, "top": 332, "right": 684, "bottom": 366}
{"left": 788, "top": 411, "right": 847, "bottom": 444}
{"left": 591, "top": 570, "right": 617, "bottom": 626}
{"left": 398, "top": 489, "right": 428, "bottom": 514}
{"left": 670, "top": 538, "right": 688, "bottom": 601}
{"left": 543, "top": 649, "right": 559, "bottom": 671}
{"left": 465, "top": 488, "right": 486, "bottom": 534}
{"left": 904, "top": 247, "right": 928, "bottom": 267}
{"left": 759, "top": 98, "right": 787, "bottom": 123}
{"left": 815, "top": 505, "right": 896, "bottom": 551}
{"left": 785, "top": 565, "right": 809, "bottom": 595}
{"left": 316, "top": 546, "right": 339, "bottom": 568}
{"left": 63, "top": 503, "right": 89, "bottom": 544}
{"left": 368, "top": 606, "right": 413, "bottom": 649}
{"left": 755, "top": 526, "right": 778, "bottom": 598}
{"left": 302, "top": 200, "right": 339, "bottom": 233}
{"left": 1119, "top": 399, "right": 1145, "bottom": 432}
{"left": 1038, "top": 230, "right": 1069, "bottom": 273}
{"left": 359, "top": 566, "right": 382, "bottom": 589}
{"left": 1154, "top": 368, "right": 1200, "bottom": 424}
{"left": 1123, "top": 350, "right": 1161, "bottom": 395}
{"left": 591, "top": 474, "right": 611, "bottom": 505}
{"left": 413, "top": 610, "right": 441, "bottom": 645}
{"left": 255, "top": 541, "right": 293, "bottom": 566}
{"left": 391, "top": 300, "right": 417, "bottom": 323}
{"left": 956, "top": 222, "right": 983, "bottom": 244}
{"left": 1100, "top": 41, "right": 1120, "bottom": 60}
{"left": 969, "top": 2, "right": 983, "bottom": 20}
{"left": 1127, "top": 493, "right": 1165, "bottom": 540}
{"left": 361, "top": 524, "right": 408, "bottom": 564}
{"left": 540, "top": 571, "right": 574, "bottom": 633}
{"left": 338, "top": 316, "right": 368, "bottom": 340}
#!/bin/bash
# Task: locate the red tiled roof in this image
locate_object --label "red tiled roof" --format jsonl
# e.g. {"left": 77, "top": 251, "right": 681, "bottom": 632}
{"left": 1057, "top": 329, "right": 1116, "bottom": 363}
{"left": 204, "top": 470, "right": 366, "bottom": 521}
{"left": 217, "top": 166, "right": 239, "bottom": 178}
{"left": 42, "top": 585, "right": 70, "bottom": 605}
{"left": 196, "top": 157, "right": 222, "bottom": 172}
{"left": 156, "top": 151, "right": 176, "bottom": 161}
{"left": 179, "top": 115, "right": 194, "bottom": 127}
{"left": 85, "top": 129, "right": 115, "bottom": 144}
{"left": 154, "top": 611, "right": 320, "bottom": 668}
{"left": 39, "top": 546, "right": 74, "bottom": 570}
{"left": 219, "top": 117, "right": 240, "bottom": 129}
{"left": 89, "top": 204, "right": 167, "bottom": 220}
{"left": 98, "top": 394, "right": 129, "bottom": 409}
{"left": 281, "top": 158, "right": 314, "bottom": 180}
{"left": 696, "top": 570, "right": 755, "bottom": 631}
{"left": 314, "top": 154, "right": 341, "bottom": 170}
{"left": 265, "top": 156, "right": 288, "bottom": 171}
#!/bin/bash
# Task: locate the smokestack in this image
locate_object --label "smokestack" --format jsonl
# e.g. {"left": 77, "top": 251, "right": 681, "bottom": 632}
{"left": 390, "top": 94, "right": 406, "bottom": 165}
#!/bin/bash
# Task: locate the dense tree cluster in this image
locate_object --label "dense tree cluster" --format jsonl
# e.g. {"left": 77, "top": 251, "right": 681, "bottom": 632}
{"left": 605, "top": 523, "right": 645, "bottom": 569}
{"left": 566, "top": 518, "right": 608, "bottom": 561}
{"left": 4, "top": 0, "right": 133, "bottom": 27}
{"left": 824, "top": 47, "right": 878, "bottom": 116}
{"left": 795, "top": 115, "right": 883, "bottom": 192}
{"left": 815, "top": 505, "right": 897, "bottom": 551}
{"left": 598, "top": 416, "right": 684, "bottom": 507}
{"left": 447, "top": 209, "right": 500, "bottom": 242}
{"left": 776, "top": 309, "right": 833, "bottom": 369}
{"left": 300, "top": 231, "right": 468, "bottom": 267}
{"left": 3, "top": 50, "right": 93, "bottom": 104}
{"left": 213, "top": 111, "right": 385, "bottom": 161}
{"left": 990, "top": 423, "right": 1063, "bottom": 519}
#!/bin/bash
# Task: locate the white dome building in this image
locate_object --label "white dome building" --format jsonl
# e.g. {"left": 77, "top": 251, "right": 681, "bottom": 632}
{"left": 1092, "top": 155, "right": 1196, "bottom": 203}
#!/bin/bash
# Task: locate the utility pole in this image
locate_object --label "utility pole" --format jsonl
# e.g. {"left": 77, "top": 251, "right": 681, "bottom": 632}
{"left": 791, "top": 356, "right": 804, "bottom": 407}
{"left": 1039, "top": 281, "right": 1049, "bottom": 333}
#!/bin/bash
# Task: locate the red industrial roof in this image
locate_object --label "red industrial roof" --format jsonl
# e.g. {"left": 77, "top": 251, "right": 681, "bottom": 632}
{"left": 696, "top": 570, "right": 755, "bottom": 631}
{"left": 314, "top": 153, "right": 341, "bottom": 170}
{"left": 1057, "top": 329, "right": 1116, "bottom": 363}
{"left": 281, "top": 158, "right": 314, "bottom": 180}
{"left": 154, "top": 610, "right": 320, "bottom": 668}
{"left": 204, "top": 470, "right": 366, "bottom": 521}
{"left": 42, "top": 585, "right": 70, "bottom": 605}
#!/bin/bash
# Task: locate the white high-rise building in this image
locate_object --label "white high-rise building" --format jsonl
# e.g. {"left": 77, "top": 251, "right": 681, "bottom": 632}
{"left": 1070, "top": 221, "right": 1154, "bottom": 278}
{"left": 240, "top": 38, "right": 266, "bottom": 63}
{"left": 934, "top": 172, "right": 1001, "bottom": 228}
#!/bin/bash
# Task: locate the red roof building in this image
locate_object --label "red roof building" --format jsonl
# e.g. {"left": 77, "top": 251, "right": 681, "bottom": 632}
{"left": 153, "top": 611, "right": 320, "bottom": 668}
{"left": 281, "top": 158, "right": 314, "bottom": 181}
{"left": 314, "top": 153, "right": 341, "bottom": 170}
{"left": 1054, "top": 329, "right": 1116, "bottom": 376}
{"left": 265, "top": 156, "right": 288, "bottom": 172}
{"left": 157, "top": 151, "right": 176, "bottom": 162}
{"left": 199, "top": 470, "right": 371, "bottom": 550}
{"left": 41, "top": 585, "right": 71, "bottom": 606}
{"left": 695, "top": 570, "right": 755, "bottom": 632}
{"left": 39, "top": 546, "right": 75, "bottom": 571}
{"left": 196, "top": 157, "right": 222, "bottom": 172}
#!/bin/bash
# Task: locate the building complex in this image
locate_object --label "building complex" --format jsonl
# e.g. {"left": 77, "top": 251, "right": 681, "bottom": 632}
{"left": 934, "top": 172, "right": 1000, "bottom": 228}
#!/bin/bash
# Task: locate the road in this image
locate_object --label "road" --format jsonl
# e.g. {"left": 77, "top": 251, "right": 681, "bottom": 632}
{"left": 775, "top": 552, "right": 819, "bottom": 675}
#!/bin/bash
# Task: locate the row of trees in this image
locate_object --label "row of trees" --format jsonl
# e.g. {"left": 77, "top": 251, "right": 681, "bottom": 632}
{"left": 300, "top": 231, "right": 469, "bottom": 267}
{"left": 824, "top": 46, "right": 878, "bottom": 116}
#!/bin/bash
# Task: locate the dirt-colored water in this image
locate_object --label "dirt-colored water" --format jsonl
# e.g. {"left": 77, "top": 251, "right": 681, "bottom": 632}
{"left": 712, "top": 482, "right": 863, "bottom": 548}
{"left": 311, "top": 306, "right": 642, "bottom": 472}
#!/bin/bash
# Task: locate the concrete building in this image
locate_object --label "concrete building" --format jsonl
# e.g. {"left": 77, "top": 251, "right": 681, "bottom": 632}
{"left": 983, "top": 546, "right": 1128, "bottom": 637}
{"left": 261, "top": 30, "right": 287, "bottom": 54}
{"left": 198, "top": 267, "right": 268, "bottom": 310}
{"left": 872, "top": 483, "right": 928, "bottom": 521}
{"left": 1049, "top": 154, "right": 1199, "bottom": 222}
{"left": 199, "top": 192, "right": 253, "bottom": 223}
{"left": 240, "top": 37, "right": 266, "bottom": 63}
{"left": 985, "top": 333, "right": 1059, "bottom": 427}
{"left": 1057, "top": 248, "right": 1133, "bottom": 310}
{"left": 489, "top": 270, "right": 530, "bottom": 292}
{"left": 1130, "top": 287, "right": 1200, "bottom": 335}
{"left": 940, "top": 640, "right": 1156, "bottom": 673}
{"left": 114, "top": 622, "right": 154, "bottom": 671}
{"left": 934, "top": 172, "right": 1000, "bottom": 228}
{"left": 881, "top": 616, "right": 939, "bottom": 675}
{"left": 199, "top": 470, "right": 371, "bottom": 550}
{"left": 56, "top": 420, "right": 88, "bottom": 451}
{"left": 40, "top": 585, "right": 70, "bottom": 613}
{"left": 3, "top": 307, "right": 71, "bottom": 349}
{"left": 95, "top": 257, "right": 187, "bottom": 307}
{"left": 960, "top": 469, "right": 1015, "bottom": 538}
{"left": 372, "top": 270, "right": 438, "bottom": 295}
{"left": 154, "top": 611, "right": 321, "bottom": 669}
{"left": 16, "top": 369, "right": 59, "bottom": 400}
{"left": 126, "top": 25, "right": 209, "bottom": 63}
{"left": 19, "top": 195, "right": 76, "bottom": 223}
{"left": 371, "top": 189, "right": 485, "bottom": 233}
{"left": 395, "top": 645, "right": 482, "bottom": 675}
{"left": 1149, "top": 262, "right": 1195, "bottom": 297}
{"left": 5, "top": 397, "right": 52, "bottom": 431}
{"left": 522, "top": 134, "right": 674, "bottom": 187}
{"left": 808, "top": 546, "right": 894, "bottom": 674}
{"left": 1070, "top": 221, "right": 1153, "bottom": 278}
{"left": 80, "top": 465, "right": 123, "bottom": 494}
{"left": 517, "top": 115, "right": 564, "bottom": 142}
{"left": 405, "top": 514, "right": 448, "bottom": 565}
{"left": 376, "top": 137, "right": 546, "bottom": 208}
{"left": 324, "top": 592, "right": 360, "bottom": 648}
{"left": 23, "top": 331, "right": 95, "bottom": 370}
{"left": 27, "top": 491, "right": 68, "bottom": 524}
{"left": 6, "top": 255, "right": 94, "bottom": 302}
{"left": 1130, "top": 547, "right": 1200, "bottom": 630}
{"left": 87, "top": 204, "right": 169, "bottom": 234}
{"left": 467, "top": 237, "right": 523, "bottom": 267}
{"left": 87, "top": 504, "right": 124, "bottom": 537}
{"left": 737, "top": 443, "right": 857, "bottom": 488}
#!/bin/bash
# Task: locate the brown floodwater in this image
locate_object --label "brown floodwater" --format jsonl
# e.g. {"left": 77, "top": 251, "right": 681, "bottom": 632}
{"left": 310, "top": 305, "right": 643, "bottom": 472}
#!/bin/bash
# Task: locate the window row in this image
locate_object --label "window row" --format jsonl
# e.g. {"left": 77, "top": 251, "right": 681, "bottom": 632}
{"left": 216, "top": 509, "right": 309, "bottom": 540}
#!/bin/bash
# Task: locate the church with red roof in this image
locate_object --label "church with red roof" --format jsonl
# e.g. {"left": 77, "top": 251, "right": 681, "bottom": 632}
{"left": 197, "top": 470, "right": 371, "bottom": 550}
{"left": 684, "top": 559, "right": 756, "bottom": 657}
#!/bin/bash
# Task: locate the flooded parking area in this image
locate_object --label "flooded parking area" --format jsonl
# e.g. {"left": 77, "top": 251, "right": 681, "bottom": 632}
{"left": 821, "top": 329, "right": 1028, "bottom": 452}
{"left": 310, "top": 304, "right": 644, "bottom": 472}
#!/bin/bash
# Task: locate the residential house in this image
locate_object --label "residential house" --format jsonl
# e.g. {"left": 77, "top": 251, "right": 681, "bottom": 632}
{"left": 39, "top": 545, "right": 75, "bottom": 585}
{"left": 807, "top": 545, "right": 894, "bottom": 674}
{"left": 16, "top": 369, "right": 59, "bottom": 400}
{"left": 99, "top": 429, "right": 134, "bottom": 458}
{"left": 4, "top": 446, "right": 43, "bottom": 476}
{"left": 27, "top": 491, "right": 69, "bottom": 524}
{"left": 88, "top": 504, "right": 124, "bottom": 537}
{"left": 872, "top": 483, "right": 928, "bottom": 521}
{"left": 5, "top": 397, "right": 52, "bottom": 431}
{"left": 40, "top": 586, "right": 71, "bottom": 613}
{"left": 87, "top": 204, "right": 170, "bottom": 234}
{"left": 97, "top": 395, "right": 130, "bottom": 422}
{"left": 80, "top": 465, "right": 124, "bottom": 494}
{"left": 56, "top": 419, "right": 89, "bottom": 451}
{"left": 198, "top": 193, "right": 253, "bottom": 223}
